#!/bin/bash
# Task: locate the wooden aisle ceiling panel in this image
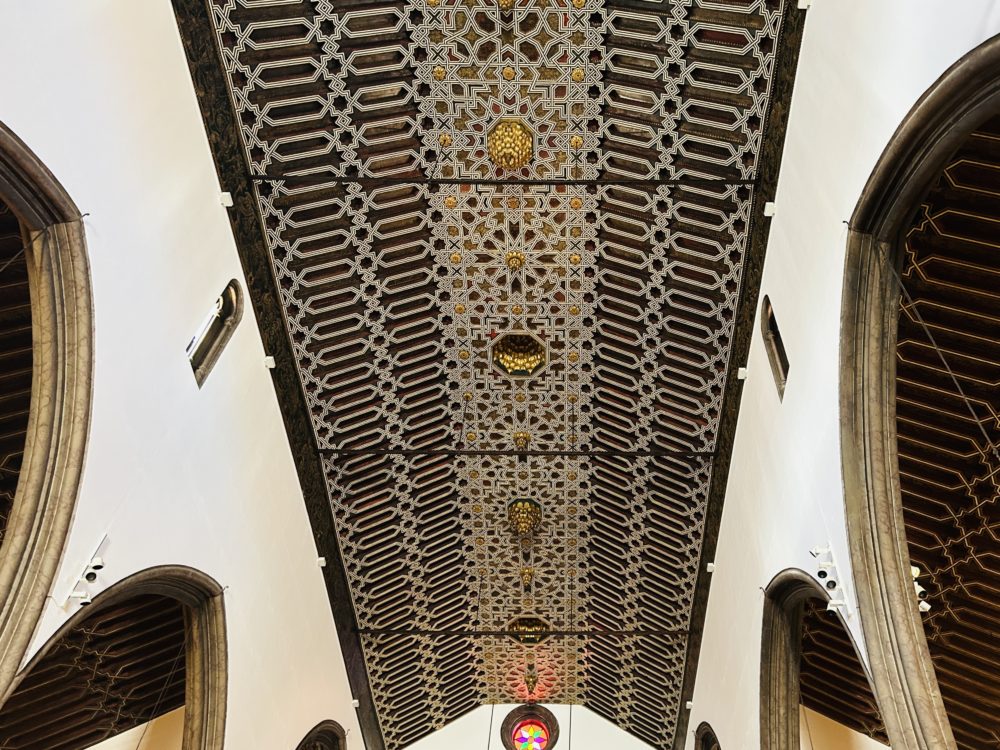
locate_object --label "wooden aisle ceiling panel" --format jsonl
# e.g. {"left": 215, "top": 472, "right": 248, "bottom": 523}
{"left": 799, "top": 600, "right": 887, "bottom": 744}
{"left": 197, "top": 1, "right": 798, "bottom": 748}
{"left": 0, "top": 200, "right": 30, "bottom": 544}
{"left": 896, "top": 115, "right": 1000, "bottom": 750}
{"left": 0, "top": 595, "right": 186, "bottom": 750}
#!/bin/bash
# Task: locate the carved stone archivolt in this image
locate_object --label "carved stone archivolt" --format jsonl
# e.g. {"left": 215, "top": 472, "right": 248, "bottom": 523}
{"left": 841, "top": 33, "right": 1000, "bottom": 750}
{"left": 760, "top": 570, "right": 884, "bottom": 750}
{"left": 296, "top": 720, "right": 346, "bottom": 750}
{"left": 0, "top": 123, "right": 92, "bottom": 707}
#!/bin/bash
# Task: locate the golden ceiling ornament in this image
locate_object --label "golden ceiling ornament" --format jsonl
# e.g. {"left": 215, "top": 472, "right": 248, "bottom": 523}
{"left": 572, "top": 0, "right": 585, "bottom": 7}
{"left": 493, "top": 333, "right": 546, "bottom": 377}
{"left": 571, "top": 68, "right": 585, "bottom": 82}
{"left": 463, "top": 391, "right": 473, "bottom": 401}
{"left": 569, "top": 197, "right": 583, "bottom": 210}
{"left": 567, "top": 351, "right": 579, "bottom": 363}
{"left": 507, "top": 615, "right": 550, "bottom": 645}
{"left": 497, "top": 0, "right": 515, "bottom": 10}
{"left": 505, "top": 250, "right": 526, "bottom": 270}
{"left": 427, "top": 0, "right": 439, "bottom": 5}
{"left": 520, "top": 566, "right": 535, "bottom": 587}
{"left": 433, "top": 65, "right": 446, "bottom": 81}
{"left": 569, "top": 253, "right": 582, "bottom": 265}
{"left": 507, "top": 197, "right": 520, "bottom": 209}
{"left": 459, "top": 349, "right": 471, "bottom": 359}
{"left": 455, "top": 303, "right": 466, "bottom": 314}
{"left": 502, "top": 66, "right": 516, "bottom": 81}
{"left": 444, "top": 196, "right": 457, "bottom": 208}
{"left": 515, "top": 393, "right": 526, "bottom": 403}
{"left": 525, "top": 664, "right": 539, "bottom": 694}
{"left": 513, "top": 431, "right": 531, "bottom": 449}
{"left": 570, "top": 134, "right": 584, "bottom": 149}
{"left": 487, "top": 118, "right": 534, "bottom": 171}
{"left": 569, "top": 305, "right": 580, "bottom": 315}
{"left": 450, "top": 252, "right": 463, "bottom": 264}
{"left": 467, "top": 432, "right": 478, "bottom": 442}
{"left": 507, "top": 499, "right": 542, "bottom": 537}
{"left": 512, "top": 304, "right": 524, "bottom": 315}
{"left": 439, "top": 132, "right": 452, "bottom": 147}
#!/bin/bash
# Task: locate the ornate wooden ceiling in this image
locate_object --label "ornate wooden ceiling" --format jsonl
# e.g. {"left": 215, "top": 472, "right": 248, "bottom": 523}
{"left": 0, "top": 199, "right": 29, "bottom": 545}
{"left": 799, "top": 599, "right": 886, "bottom": 744}
{"left": 896, "top": 114, "right": 1000, "bottom": 749}
{"left": 0, "top": 594, "right": 186, "bottom": 750}
{"left": 174, "top": 1, "right": 804, "bottom": 747}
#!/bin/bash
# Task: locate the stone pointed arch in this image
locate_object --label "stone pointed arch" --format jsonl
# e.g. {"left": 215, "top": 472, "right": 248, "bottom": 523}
{"left": 760, "top": 569, "right": 883, "bottom": 750}
{"left": 0, "top": 123, "right": 93, "bottom": 701}
{"left": 840, "top": 33, "right": 1000, "bottom": 750}
{"left": 296, "top": 719, "right": 348, "bottom": 750}
{"left": 0, "top": 565, "right": 227, "bottom": 750}
{"left": 694, "top": 721, "right": 721, "bottom": 750}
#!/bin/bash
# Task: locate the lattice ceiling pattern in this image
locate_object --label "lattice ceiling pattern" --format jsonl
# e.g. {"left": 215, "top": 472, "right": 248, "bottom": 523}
{"left": 897, "top": 115, "right": 1000, "bottom": 750}
{"left": 197, "top": 0, "right": 795, "bottom": 747}
{"left": 0, "top": 200, "right": 30, "bottom": 545}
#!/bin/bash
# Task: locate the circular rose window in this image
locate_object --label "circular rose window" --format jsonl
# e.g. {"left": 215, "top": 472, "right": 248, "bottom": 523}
{"left": 512, "top": 719, "right": 550, "bottom": 750}
{"left": 501, "top": 705, "right": 559, "bottom": 750}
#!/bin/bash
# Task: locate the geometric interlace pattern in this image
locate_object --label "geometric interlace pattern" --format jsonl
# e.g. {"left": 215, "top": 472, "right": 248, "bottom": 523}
{"left": 204, "top": 1, "right": 790, "bottom": 747}
{"left": 897, "top": 115, "right": 1000, "bottom": 750}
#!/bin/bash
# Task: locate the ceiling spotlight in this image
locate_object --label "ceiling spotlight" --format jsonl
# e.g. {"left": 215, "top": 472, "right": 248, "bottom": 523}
{"left": 83, "top": 556, "right": 104, "bottom": 583}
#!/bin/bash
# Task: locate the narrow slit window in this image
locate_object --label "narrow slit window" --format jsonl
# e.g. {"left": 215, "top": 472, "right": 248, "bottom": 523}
{"left": 186, "top": 280, "right": 242, "bottom": 387}
{"left": 761, "top": 295, "right": 789, "bottom": 399}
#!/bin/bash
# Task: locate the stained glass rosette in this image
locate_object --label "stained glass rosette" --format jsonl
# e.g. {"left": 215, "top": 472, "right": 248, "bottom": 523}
{"left": 512, "top": 719, "right": 549, "bottom": 750}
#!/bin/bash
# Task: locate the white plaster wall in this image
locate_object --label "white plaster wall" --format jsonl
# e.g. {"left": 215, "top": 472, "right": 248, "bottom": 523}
{"left": 89, "top": 709, "right": 185, "bottom": 750}
{"left": 0, "top": 2, "right": 364, "bottom": 748}
{"left": 686, "top": 3, "right": 1000, "bottom": 749}
{"left": 799, "top": 707, "right": 885, "bottom": 750}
